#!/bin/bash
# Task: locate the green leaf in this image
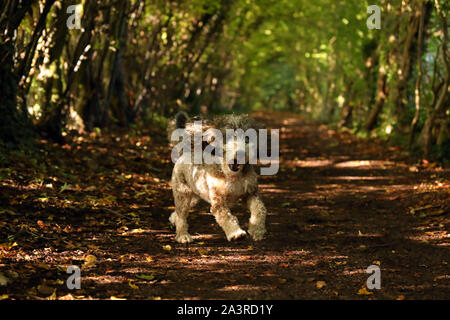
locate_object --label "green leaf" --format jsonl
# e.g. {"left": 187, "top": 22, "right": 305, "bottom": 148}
{"left": 136, "top": 274, "right": 155, "bottom": 281}
{"left": 60, "top": 182, "right": 69, "bottom": 193}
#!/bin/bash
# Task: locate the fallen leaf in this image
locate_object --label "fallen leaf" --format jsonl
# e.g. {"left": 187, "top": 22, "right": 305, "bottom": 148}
{"left": 162, "top": 245, "right": 172, "bottom": 251}
{"left": 0, "top": 273, "right": 10, "bottom": 286}
{"left": 37, "top": 284, "right": 54, "bottom": 296}
{"left": 83, "top": 255, "right": 97, "bottom": 268}
{"left": 5, "top": 271, "right": 18, "bottom": 279}
{"left": 357, "top": 287, "right": 373, "bottom": 295}
{"left": 48, "top": 289, "right": 57, "bottom": 300}
{"left": 316, "top": 281, "right": 326, "bottom": 289}
{"left": 37, "top": 220, "right": 46, "bottom": 229}
{"left": 136, "top": 274, "right": 155, "bottom": 281}
{"left": 65, "top": 242, "right": 76, "bottom": 249}
{"left": 128, "top": 280, "right": 139, "bottom": 290}
{"left": 85, "top": 186, "right": 97, "bottom": 192}
{"left": 60, "top": 182, "right": 69, "bottom": 193}
{"left": 59, "top": 293, "right": 75, "bottom": 300}
{"left": 36, "top": 263, "right": 51, "bottom": 270}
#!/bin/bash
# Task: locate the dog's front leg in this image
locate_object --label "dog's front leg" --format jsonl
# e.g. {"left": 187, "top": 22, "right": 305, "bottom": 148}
{"left": 211, "top": 204, "right": 247, "bottom": 241}
{"left": 247, "top": 194, "right": 267, "bottom": 241}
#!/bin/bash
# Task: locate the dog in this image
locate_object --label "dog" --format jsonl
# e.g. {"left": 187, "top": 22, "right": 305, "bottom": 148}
{"left": 167, "top": 112, "right": 267, "bottom": 243}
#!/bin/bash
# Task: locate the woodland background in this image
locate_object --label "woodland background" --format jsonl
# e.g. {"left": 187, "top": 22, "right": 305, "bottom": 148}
{"left": 0, "top": 0, "right": 449, "bottom": 159}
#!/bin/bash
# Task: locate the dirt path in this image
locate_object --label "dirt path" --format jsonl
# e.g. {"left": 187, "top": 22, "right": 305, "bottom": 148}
{"left": 0, "top": 111, "right": 449, "bottom": 300}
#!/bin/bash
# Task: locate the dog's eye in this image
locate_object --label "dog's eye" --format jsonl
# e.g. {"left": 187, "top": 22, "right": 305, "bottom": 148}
{"left": 202, "top": 141, "right": 216, "bottom": 156}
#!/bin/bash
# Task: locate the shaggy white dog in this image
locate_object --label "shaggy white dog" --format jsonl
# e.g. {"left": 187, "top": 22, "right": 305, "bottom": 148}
{"left": 168, "top": 112, "right": 267, "bottom": 243}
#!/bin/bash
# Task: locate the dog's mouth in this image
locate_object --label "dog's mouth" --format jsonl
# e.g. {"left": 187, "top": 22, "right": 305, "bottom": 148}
{"left": 228, "top": 159, "right": 242, "bottom": 172}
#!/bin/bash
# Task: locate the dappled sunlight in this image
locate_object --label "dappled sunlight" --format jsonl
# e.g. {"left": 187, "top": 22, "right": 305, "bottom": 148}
{"left": 327, "top": 176, "right": 401, "bottom": 181}
{"left": 282, "top": 118, "right": 303, "bottom": 126}
{"left": 342, "top": 269, "right": 367, "bottom": 276}
{"left": 286, "top": 159, "right": 335, "bottom": 168}
{"left": 334, "top": 160, "right": 395, "bottom": 169}
{"left": 406, "top": 231, "right": 450, "bottom": 246}
{"left": 259, "top": 184, "right": 278, "bottom": 189}
{"left": 218, "top": 284, "right": 275, "bottom": 292}
{"left": 82, "top": 275, "right": 125, "bottom": 285}
{"left": 259, "top": 187, "right": 289, "bottom": 194}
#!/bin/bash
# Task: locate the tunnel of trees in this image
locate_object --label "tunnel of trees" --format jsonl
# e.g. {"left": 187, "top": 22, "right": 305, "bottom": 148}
{"left": 0, "top": 0, "right": 449, "bottom": 159}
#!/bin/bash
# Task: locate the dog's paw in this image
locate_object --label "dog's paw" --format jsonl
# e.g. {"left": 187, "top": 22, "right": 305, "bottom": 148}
{"left": 248, "top": 226, "right": 266, "bottom": 241}
{"left": 175, "top": 233, "right": 193, "bottom": 244}
{"left": 169, "top": 212, "right": 177, "bottom": 226}
{"left": 227, "top": 229, "right": 247, "bottom": 241}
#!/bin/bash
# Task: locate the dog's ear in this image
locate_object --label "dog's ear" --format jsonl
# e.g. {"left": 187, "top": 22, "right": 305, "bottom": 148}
{"left": 175, "top": 111, "right": 189, "bottom": 129}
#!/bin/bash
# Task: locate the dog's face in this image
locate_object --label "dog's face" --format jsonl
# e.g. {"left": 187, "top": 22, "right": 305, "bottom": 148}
{"left": 220, "top": 135, "right": 254, "bottom": 178}
{"left": 181, "top": 114, "right": 260, "bottom": 178}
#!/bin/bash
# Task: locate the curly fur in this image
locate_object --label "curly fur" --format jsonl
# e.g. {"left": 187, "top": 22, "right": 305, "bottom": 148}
{"left": 168, "top": 113, "right": 267, "bottom": 243}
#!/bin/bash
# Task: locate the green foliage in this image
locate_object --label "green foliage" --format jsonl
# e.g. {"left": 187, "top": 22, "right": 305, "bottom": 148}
{"left": 0, "top": 0, "right": 448, "bottom": 158}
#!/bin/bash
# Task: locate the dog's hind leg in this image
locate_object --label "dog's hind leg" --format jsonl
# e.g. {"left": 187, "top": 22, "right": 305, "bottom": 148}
{"left": 211, "top": 203, "right": 247, "bottom": 241}
{"left": 189, "top": 196, "right": 200, "bottom": 209}
{"left": 247, "top": 194, "right": 267, "bottom": 241}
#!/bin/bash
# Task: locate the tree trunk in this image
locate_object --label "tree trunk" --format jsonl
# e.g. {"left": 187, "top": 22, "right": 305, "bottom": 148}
{"left": 0, "top": 0, "right": 34, "bottom": 144}
{"left": 365, "top": 64, "right": 387, "bottom": 131}
{"left": 408, "top": 2, "right": 425, "bottom": 146}
{"left": 391, "top": 2, "right": 421, "bottom": 129}
{"left": 0, "top": 40, "right": 26, "bottom": 144}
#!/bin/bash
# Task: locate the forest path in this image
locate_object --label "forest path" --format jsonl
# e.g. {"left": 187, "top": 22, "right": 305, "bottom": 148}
{"left": 0, "top": 111, "right": 449, "bottom": 299}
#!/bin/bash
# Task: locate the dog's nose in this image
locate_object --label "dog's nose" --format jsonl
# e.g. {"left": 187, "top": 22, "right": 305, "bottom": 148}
{"left": 228, "top": 158, "right": 240, "bottom": 172}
